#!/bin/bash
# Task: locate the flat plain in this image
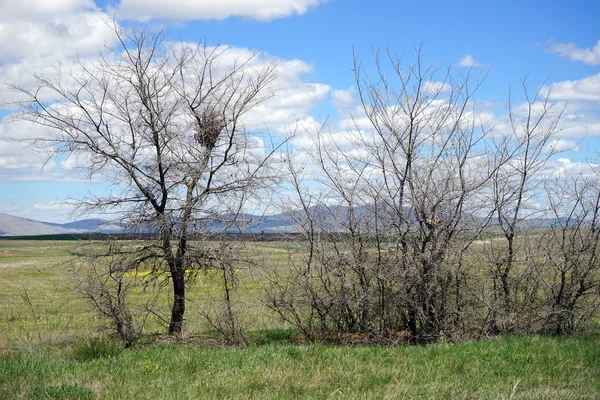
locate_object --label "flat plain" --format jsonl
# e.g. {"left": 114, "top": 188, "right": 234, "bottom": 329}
{"left": 1, "top": 239, "right": 599, "bottom": 399}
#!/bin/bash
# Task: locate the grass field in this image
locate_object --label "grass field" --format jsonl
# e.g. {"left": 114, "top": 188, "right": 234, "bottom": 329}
{"left": 1, "top": 239, "right": 600, "bottom": 399}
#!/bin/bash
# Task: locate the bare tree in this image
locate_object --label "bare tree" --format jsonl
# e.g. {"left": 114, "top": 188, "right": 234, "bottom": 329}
{"left": 348, "top": 48, "right": 499, "bottom": 340}
{"left": 487, "top": 80, "right": 563, "bottom": 331}
{"left": 7, "top": 22, "right": 280, "bottom": 336}
{"left": 266, "top": 48, "right": 502, "bottom": 342}
{"left": 539, "top": 168, "right": 600, "bottom": 334}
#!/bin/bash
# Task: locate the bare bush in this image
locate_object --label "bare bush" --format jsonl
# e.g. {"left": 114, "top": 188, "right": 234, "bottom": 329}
{"left": 192, "top": 242, "right": 249, "bottom": 345}
{"left": 262, "top": 48, "right": 600, "bottom": 344}
{"left": 69, "top": 240, "right": 157, "bottom": 347}
{"left": 265, "top": 48, "right": 502, "bottom": 342}
{"left": 485, "top": 79, "right": 563, "bottom": 332}
{"left": 538, "top": 172, "right": 600, "bottom": 334}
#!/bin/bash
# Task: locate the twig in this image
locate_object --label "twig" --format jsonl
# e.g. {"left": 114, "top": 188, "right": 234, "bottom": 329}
{"left": 20, "top": 286, "right": 42, "bottom": 341}
{"left": 508, "top": 378, "right": 520, "bottom": 400}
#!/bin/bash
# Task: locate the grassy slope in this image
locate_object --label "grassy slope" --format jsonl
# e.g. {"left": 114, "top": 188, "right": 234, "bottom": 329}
{"left": 1, "top": 240, "right": 599, "bottom": 399}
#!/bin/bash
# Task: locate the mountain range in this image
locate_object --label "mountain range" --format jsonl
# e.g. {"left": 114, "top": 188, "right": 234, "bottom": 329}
{"left": 0, "top": 208, "right": 568, "bottom": 238}
{"left": 0, "top": 212, "right": 301, "bottom": 237}
{"left": 0, "top": 203, "right": 366, "bottom": 237}
{"left": 0, "top": 213, "right": 127, "bottom": 237}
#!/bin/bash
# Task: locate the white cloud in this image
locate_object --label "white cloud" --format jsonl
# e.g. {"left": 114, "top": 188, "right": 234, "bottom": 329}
{"left": 457, "top": 54, "right": 482, "bottom": 68}
{"left": 331, "top": 87, "right": 356, "bottom": 110}
{"left": 0, "top": 0, "right": 95, "bottom": 19}
{"left": 0, "top": 119, "right": 52, "bottom": 180}
{"left": 548, "top": 73, "right": 600, "bottom": 102}
{"left": 1, "top": 44, "right": 331, "bottom": 183}
{"left": 545, "top": 138, "right": 579, "bottom": 153}
{"left": 528, "top": 74, "right": 600, "bottom": 139}
{"left": 0, "top": 2, "right": 114, "bottom": 61}
{"left": 0, "top": 116, "right": 109, "bottom": 182}
{"left": 337, "top": 110, "right": 373, "bottom": 133}
{"left": 550, "top": 40, "right": 600, "bottom": 66}
{"left": 116, "top": 0, "right": 327, "bottom": 22}
{"left": 243, "top": 58, "right": 331, "bottom": 130}
{"left": 544, "top": 157, "right": 595, "bottom": 179}
{"left": 554, "top": 108, "right": 600, "bottom": 139}
{"left": 0, "top": 0, "right": 116, "bottom": 111}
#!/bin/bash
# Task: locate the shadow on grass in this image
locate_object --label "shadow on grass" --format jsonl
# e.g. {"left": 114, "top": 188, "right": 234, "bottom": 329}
{"left": 71, "top": 337, "right": 123, "bottom": 362}
{"left": 30, "top": 384, "right": 95, "bottom": 400}
{"left": 248, "top": 329, "right": 299, "bottom": 346}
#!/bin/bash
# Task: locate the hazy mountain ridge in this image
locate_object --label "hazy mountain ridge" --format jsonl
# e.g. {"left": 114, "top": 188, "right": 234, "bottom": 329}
{"left": 0, "top": 213, "right": 125, "bottom": 237}
{"left": 0, "top": 205, "right": 474, "bottom": 237}
{"left": 0, "top": 212, "right": 299, "bottom": 237}
{"left": 0, "top": 209, "right": 570, "bottom": 238}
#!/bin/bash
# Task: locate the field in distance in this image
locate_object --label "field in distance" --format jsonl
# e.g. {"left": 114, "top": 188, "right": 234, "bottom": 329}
{"left": 1, "top": 239, "right": 599, "bottom": 399}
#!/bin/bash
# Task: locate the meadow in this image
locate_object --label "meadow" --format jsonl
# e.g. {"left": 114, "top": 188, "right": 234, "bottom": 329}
{"left": 1, "top": 239, "right": 600, "bottom": 399}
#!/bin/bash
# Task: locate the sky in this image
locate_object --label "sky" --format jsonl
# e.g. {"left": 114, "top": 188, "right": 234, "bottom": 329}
{"left": 0, "top": 0, "right": 599, "bottom": 223}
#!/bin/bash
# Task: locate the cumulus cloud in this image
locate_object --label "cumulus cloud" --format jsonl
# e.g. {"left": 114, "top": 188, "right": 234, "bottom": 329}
{"left": 1, "top": 44, "right": 332, "bottom": 183}
{"left": 554, "top": 108, "right": 600, "bottom": 139}
{"left": 0, "top": 0, "right": 94, "bottom": 19}
{"left": 545, "top": 138, "right": 579, "bottom": 153}
{"left": 547, "top": 73, "right": 600, "bottom": 102}
{"left": 331, "top": 87, "right": 356, "bottom": 110}
{"left": 242, "top": 57, "right": 331, "bottom": 130}
{"left": 550, "top": 40, "right": 600, "bottom": 66}
{"left": 0, "top": 0, "right": 333, "bottom": 187}
{"left": 116, "top": 0, "right": 327, "bottom": 21}
{"left": 525, "top": 74, "right": 600, "bottom": 139}
{"left": 0, "top": 1, "right": 115, "bottom": 112}
{"left": 0, "top": 118, "right": 63, "bottom": 181}
{"left": 457, "top": 54, "right": 482, "bottom": 67}
{"left": 544, "top": 157, "right": 596, "bottom": 179}
{"left": 0, "top": 1, "right": 114, "bottom": 61}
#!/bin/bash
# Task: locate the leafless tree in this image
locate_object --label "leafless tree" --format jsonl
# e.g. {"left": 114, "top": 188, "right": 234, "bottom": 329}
{"left": 7, "top": 22, "right": 280, "bottom": 336}
{"left": 538, "top": 167, "right": 600, "bottom": 334}
{"left": 266, "top": 48, "right": 503, "bottom": 342}
{"left": 349, "top": 48, "right": 500, "bottom": 339}
{"left": 486, "top": 80, "right": 563, "bottom": 331}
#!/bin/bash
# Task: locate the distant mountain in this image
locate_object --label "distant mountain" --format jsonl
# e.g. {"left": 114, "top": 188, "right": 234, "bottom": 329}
{"left": 0, "top": 213, "right": 125, "bottom": 237}
{"left": 0, "top": 211, "right": 302, "bottom": 237}
{"left": 0, "top": 209, "right": 569, "bottom": 238}
{"left": 0, "top": 213, "right": 82, "bottom": 237}
{"left": 49, "top": 218, "right": 125, "bottom": 233}
{"left": 0, "top": 206, "right": 456, "bottom": 237}
{"left": 202, "top": 212, "right": 299, "bottom": 234}
{"left": 0, "top": 209, "right": 303, "bottom": 237}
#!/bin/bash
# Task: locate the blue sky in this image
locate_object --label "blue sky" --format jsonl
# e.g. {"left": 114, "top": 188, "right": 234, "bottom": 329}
{"left": 0, "top": 0, "right": 599, "bottom": 222}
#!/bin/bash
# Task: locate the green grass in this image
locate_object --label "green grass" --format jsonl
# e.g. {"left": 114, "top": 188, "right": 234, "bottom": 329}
{"left": 1, "top": 239, "right": 600, "bottom": 399}
{"left": 0, "top": 240, "right": 281, "bottom": 344}
{"left": 2, "top": 335, "right": 599, "bottom": 399}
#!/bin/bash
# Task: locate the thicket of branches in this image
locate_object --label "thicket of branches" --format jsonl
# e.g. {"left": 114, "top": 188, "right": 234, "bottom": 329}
{"left": 264, "top": 50, "right": 600, "bottom": 343}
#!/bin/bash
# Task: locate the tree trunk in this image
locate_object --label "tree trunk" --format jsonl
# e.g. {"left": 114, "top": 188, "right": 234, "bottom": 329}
{"left": 168, "top": 264, "right": 186, "bottom": 336}
{"left": 161, "top": 225, "right": 187, "bottom": 336}
{"left": 501, "top": 234, "right": 514, "bottom": 330}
